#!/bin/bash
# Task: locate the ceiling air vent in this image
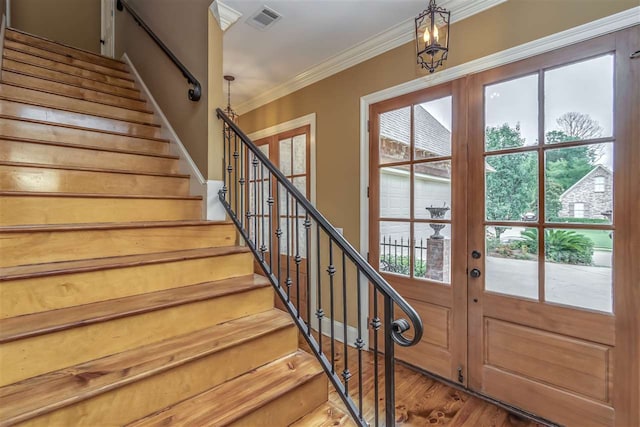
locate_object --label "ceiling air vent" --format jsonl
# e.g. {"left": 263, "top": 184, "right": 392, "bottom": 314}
{"left": 247, "top": 6, "right": 282, "bottom": 30}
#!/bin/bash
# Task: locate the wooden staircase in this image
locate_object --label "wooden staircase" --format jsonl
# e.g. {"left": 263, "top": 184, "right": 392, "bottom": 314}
{"left": 0, "top": 28, "right": 336, "bottom": 426}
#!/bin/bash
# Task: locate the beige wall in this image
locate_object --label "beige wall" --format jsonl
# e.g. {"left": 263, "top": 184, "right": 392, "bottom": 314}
{"left": 115, "top": 0, "right": 221, "bottom": 180}
{"left": 11, "top": 0, "right": 100, "bottom": 53}
{"left": 240, "top": 0, "right": 638, "bottom": 251}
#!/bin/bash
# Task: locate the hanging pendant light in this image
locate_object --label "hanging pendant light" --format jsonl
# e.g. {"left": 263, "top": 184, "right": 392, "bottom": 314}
{"left": 224, "top": 75, "right": 238, "bottom": 123}
{"left": 415, "top": 0, "right": 450, "bottom": 73}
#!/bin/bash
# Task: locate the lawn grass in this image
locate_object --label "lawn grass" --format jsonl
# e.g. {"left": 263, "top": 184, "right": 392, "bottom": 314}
{"left": 575, "top": 229, "right": 613, "bottom": 250}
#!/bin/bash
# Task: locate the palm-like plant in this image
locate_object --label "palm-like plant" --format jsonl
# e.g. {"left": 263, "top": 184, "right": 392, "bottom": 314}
{"left": 519, "top": 229, "right": 594, "bottom": 265}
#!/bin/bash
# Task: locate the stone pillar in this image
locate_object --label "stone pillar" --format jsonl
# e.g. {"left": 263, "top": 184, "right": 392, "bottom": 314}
{"left": 426, "top": 238, "right": 451, "bottom": 283}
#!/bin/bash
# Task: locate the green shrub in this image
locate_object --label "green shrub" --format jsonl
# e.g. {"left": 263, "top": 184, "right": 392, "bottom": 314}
{"left": 520, "top": 229, "right": 594, "bottom": 265}
{"left": 380, "top": 255, "right": 426, "bottom": 277}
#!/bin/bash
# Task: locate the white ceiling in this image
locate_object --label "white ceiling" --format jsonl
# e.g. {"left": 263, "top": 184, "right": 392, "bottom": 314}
{"left": 221, "top": 0, "right": 505, "bottom": 114}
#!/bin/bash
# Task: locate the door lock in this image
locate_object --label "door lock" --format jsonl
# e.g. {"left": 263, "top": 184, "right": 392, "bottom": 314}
{"left": 470, "top": 268, "right": 481, "bottom": 278}
{"left": 471, "top": 250, "right": 482, "bottom": 259}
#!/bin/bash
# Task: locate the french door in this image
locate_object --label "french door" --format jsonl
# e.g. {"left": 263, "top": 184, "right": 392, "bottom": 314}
{"left": 253, "top": 126, "right": 312, "bottom": 322}
{"left": 370, "top": 27, "right": 639, "bottom": 426}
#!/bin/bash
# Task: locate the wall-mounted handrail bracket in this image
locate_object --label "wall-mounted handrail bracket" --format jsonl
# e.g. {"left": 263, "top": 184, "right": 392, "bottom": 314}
{"left": 117, "top": 0, "right": 202, "bottom": 101}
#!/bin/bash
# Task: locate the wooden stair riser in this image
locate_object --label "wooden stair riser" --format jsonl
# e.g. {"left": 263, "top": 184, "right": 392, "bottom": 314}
{"left": 3, "top": 40, "right": 132, "bottom": 80}
{"left": 230, "top": 374, "right": 328, "bottom": 427}
{"left": 16, "top": 326, "right": 298, "bottom": 427}
{"left": 0, "top": 285, "right": 274, "bottom": 386}
{"left": 1, "top": 252, "right": 255, "bottom": 318}
{"left": 3, "top": 49, "right": 136, "bottom": 89}
{"left": 0, "top": 195, "right": 202, "bottom": 226}
{"left": 0, "top": 101, "right": 164, "bottom": 139}
{"left": 0, "top": 84, "right": 157, "bottom": 126}
{"left": 0, "top": 119, "right": 169, "bottom": 155}
{"left": 2, "top": 59, "right": 142, "bottom": 99}
{"left": 5, "top": 29, "right": 128, "bottom": 72}
{"left": 2, "top": 71, "right": 149, "bottom": 112}
{"left": 0, "top": 139, "right": 179, "bottom": 175}
{"left": 0, "top": 224, "right": 237, "bottom": 267}
{"left": 0, "top": 164, "right": 190, "bottom": 196}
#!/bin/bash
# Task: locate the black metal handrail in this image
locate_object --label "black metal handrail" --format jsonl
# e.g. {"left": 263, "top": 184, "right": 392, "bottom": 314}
{"left": 116, "top": 0, "right": 201, "bottom": 101}
{"left": 217, "top": 109, "right": 423, "bottom": 426}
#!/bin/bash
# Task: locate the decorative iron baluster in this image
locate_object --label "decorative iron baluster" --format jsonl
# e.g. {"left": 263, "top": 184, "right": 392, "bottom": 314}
{"left": 316, "top": 223, "right": 323, "bottom": 355}
{"left": 295, "top": 201, "right": 301, "bottom": 318}
{"left": 355, "top": 271, "right": 364, "bottom": 421}
{"left": 286, "top": 190, "right": 291, "bottom": 302}
{"left": 371, "top": 287, "right": 381, "bottom": 427}
{"left": 216, "top": 109, "right": 422, "bottom": 427}
{"left": 327, "top": 238, "right": 336, "bottom": 374}
{"left": 304, "top": 213, "right": 312, "bottom": 331}
{"left": 341, "top": 251, "right": 351, "bottom": 396}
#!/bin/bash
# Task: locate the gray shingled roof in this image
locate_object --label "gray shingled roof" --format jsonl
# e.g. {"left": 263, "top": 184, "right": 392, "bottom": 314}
{"left": 379, "top": 105, "right": 451, "bottom": 157}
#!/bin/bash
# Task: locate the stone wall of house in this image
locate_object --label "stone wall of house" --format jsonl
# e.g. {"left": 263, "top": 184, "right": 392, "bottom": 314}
{"left": 559, "top": 170, "right": 613, "bottom": 219}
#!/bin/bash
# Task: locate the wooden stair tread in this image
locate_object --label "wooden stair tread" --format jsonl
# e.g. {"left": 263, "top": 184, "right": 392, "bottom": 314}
{"left": 6, "top": 27, "right": 127, "bottom": 67}
{"left": 0, "top": 114, "right": 170, "bottom": 143}
{"left": 0, "top": 274, "right": 270, "bottom": 343}
{"left": 0, "top": 219, "right": 230, "bottom": 233}
{"left": 0, "top": 246, "right": 249, "bottom": 281}
{"left": 3, "top": 39, "right": 131, "bottom": 78}
{"left": 127, "top": 350, "right": 323, "bottom": 427}
{"left": 0, "top": 83, "right": 159, "bottom": 127}
{"left": 0, "top": 309, "right": 293, "bottom": 426}
{"left": 2, "top": 71, "right": 151, "bottom": 112}
{"left": 0, "top": 191, "right": 201, "bottom": 200}
{"left": 0, "top": 160, "right": 190, "bottom": 178}
{"left": 0, "top": 136, "right": 178, "bottom": 160}
{"left": 3, "top": 40, "right": 132, "bottom": 82}
{"left": 289, "top": 402, "right": 357, "bottom": 427}
{"left": 3, "top": 49, "right": 137, "bottom": 89}
{"left": 2, "top": 58, "right": 141, "bottom": 99}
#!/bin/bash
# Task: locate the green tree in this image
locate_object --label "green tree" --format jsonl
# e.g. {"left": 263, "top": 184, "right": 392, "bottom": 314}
{"left": 485, "top": 124, "right": 538, "bottom": 230}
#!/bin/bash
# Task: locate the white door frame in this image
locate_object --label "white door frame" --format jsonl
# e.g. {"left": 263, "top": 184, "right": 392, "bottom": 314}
{"left": 247, "top": 113, "right": 367, "bottom": 347}
{"left": 100, "top": 0, "right": 115, "bottom": 57}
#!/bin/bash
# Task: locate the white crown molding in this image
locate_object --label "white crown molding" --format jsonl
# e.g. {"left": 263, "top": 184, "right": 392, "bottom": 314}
{"left": 210, "top": 0, "right": 242, "bottom": 32}
{"left": 359, "top": 6, "right": 640, "bottom": 279}
{"left": 235, "top": 0, "right": 506, "bottom": 115}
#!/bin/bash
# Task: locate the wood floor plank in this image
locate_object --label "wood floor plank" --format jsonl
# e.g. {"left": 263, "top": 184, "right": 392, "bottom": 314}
{"left": 3, "top": 58, "right": 142, "bottom": 99}
{"left": 0, "top": 100, "right": 163, "bottom": 139}
{"left": 290, "top": 402, "right": 356, "bottom": 427}
{"left": 0, "top": 118, "right": 169, "bottom": 154}
{"left": 0, "top": 84, "right": 157, "bottom": 126}
{"left": 0, "top": 138, "right": 179, "bottom": 174}
{"left": 3, "top": 39, "right": 132, "bottom": 80}
{"left": 3, "top": 49, "right": 136, "bottom": 89}
{"left": 5, "top": 28, "right": 127, "bottom": 71}
{"left": 0, "top": 309, "right": 294, "bottom": 426}
{"left": 2, "top": 71, "right": 150, "bottom": 112}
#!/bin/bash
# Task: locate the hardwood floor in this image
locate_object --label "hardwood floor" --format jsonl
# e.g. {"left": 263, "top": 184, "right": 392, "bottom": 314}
{"left": 299, "top": 337, "right": 544, "bottom": 427}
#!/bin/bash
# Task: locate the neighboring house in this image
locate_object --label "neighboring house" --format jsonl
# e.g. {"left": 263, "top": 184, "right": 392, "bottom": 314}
{"left": 379, "top": 105, "right": 452, "bottom": 241}
{"left": 559, "top": 165, "right": 613, "bottom": 219}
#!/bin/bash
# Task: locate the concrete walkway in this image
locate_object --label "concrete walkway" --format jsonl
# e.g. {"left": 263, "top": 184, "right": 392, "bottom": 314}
{"left": 486, "top": 256, "right": 612, "bottom": 312}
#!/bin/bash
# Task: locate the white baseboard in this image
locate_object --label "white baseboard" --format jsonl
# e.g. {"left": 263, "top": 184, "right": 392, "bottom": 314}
{"left": 121, "top": 53, "right": 209, "bottom": 217}
{"left": 309, "top": 317, "right": 365, "bottom": 349}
